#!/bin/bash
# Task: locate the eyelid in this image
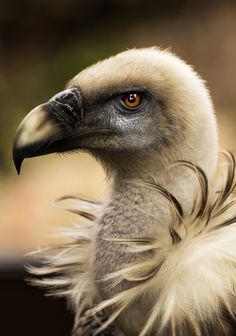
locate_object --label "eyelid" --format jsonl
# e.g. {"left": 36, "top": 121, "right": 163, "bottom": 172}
{"left": 104, "top": 88, "right": 149, "bottom": 111}
{"left": 111, "top": 87, "right": 145, "bottom": 98}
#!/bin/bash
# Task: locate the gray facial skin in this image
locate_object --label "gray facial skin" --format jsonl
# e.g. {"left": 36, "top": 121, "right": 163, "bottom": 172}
{"left": 13, "top": 84, "right": 175, "bottom": 176}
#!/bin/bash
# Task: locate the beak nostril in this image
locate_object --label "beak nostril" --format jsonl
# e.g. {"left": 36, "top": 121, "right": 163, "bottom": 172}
{"left": 49, "top": 87, "right": 84, "bottom": 127}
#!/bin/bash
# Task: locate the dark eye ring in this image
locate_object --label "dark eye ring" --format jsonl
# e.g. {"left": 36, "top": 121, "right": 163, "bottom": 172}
{"left": 121, "top": 93, "right": 142, "bottom": 109}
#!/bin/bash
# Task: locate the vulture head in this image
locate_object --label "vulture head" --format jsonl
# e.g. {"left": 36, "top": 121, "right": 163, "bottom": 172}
{"left": 13, "top": 48, "right": 218, "bottom": 183}
{"left": 14, "top": 48, "right": 234, "bottom": 336}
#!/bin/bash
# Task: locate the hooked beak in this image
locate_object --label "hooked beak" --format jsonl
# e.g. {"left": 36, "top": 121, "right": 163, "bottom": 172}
{"left": 13, "top": 87, "right": 84, "bottom": 174}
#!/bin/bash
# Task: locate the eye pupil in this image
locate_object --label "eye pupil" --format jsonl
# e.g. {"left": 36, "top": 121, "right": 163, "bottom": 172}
{"left": 122, "top": 92, "right": 142, "bottom": 109}
{"left": 128, "top": 94, "right": 136, "bottom": 103}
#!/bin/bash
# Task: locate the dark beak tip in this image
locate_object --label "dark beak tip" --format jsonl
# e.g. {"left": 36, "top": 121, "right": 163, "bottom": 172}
{"left": 12, "top": 147, "right": 23, "bottom": 175}
{"left": 14, "top": 157, "right": 23, "bottom": 175}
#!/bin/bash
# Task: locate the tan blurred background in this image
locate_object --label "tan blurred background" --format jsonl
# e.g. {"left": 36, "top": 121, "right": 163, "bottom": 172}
{"left": 1, "top": 0, "right": 236, "bottom": 261}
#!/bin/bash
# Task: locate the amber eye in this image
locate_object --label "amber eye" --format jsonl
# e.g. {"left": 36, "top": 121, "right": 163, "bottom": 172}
{"left": 122, "top": 93, "right": 142, "bottom": 109}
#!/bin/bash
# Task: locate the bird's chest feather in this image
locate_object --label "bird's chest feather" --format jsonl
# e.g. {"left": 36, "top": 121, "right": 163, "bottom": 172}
{"left": 93, "top": 185, "right": 172, "bottom": 334}
{"left": 95, "top": 185, "right": 168, "bottom": 280}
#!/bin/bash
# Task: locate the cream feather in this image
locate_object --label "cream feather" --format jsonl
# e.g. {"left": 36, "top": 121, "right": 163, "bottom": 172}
{"left": 28, "top": 151, "right": 236, "bottom": 336}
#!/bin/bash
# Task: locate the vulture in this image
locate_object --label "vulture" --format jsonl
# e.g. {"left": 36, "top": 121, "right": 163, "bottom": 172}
{"left": 13, "top": 47, "right": 236, "bottom": 336}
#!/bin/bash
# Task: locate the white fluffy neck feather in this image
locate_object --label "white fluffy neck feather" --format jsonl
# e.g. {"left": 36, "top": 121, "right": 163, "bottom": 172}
{"left": 30, "top": 152, "right": 236, "bottom": 336}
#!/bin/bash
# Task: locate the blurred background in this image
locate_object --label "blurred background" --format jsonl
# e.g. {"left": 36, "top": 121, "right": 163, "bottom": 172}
{"left": 1, "top": 0, "right": 236, "bottom": 335}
